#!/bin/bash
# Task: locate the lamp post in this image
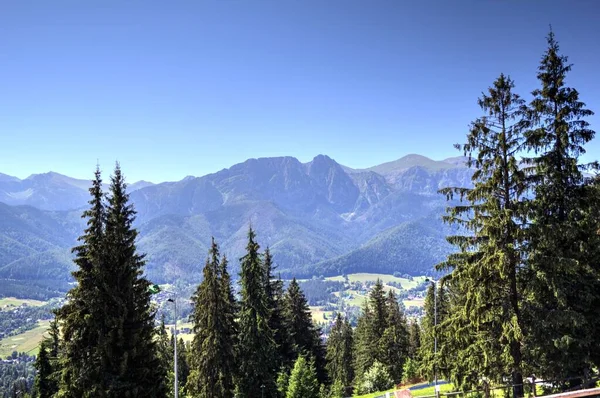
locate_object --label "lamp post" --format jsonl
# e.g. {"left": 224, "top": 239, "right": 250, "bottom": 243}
{"left": 149, "top": 284, "right": 178, "bottom": 398}
{"left": 167, "top": 294, "right": 178, "bottom": 398}
{"left": 425, "top": 278, "right": 439, "bottom": 398}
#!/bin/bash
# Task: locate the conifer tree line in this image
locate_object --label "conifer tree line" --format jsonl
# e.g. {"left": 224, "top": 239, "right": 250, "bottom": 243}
{"left": 433, "top": 29, "right": 600, "bottom": 395}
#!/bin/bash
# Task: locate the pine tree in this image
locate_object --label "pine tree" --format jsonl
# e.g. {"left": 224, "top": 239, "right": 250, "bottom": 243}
{"left": 325, "top": 314, "right": 354, "bottom": 390}
{"left": 156, "top": 316, "right": 173, "bottom": 395}
{"left": 34, "top": 315, "right": 60, "bottom": 398}
{"left": 285, "top": 356, "right": 319, "bottom": 398}
{"left": 34, "top": 341, "right": 54, "bottom": 398}
{"left": 341, "top": 318, "right": 354, "bottom": 388}
{"left": 264, "top": 248, "right": 292, "bottom": 370}
{"left": 353, "top": 280, "right": 398, "bottom": 387}
{"left": 187, "top": 238, "right": 236, "bottom": 398}
{"left": 352, "top": 301, "right": 373, "bottom": 388}
{"left": 283, "top": 279, "right": 327, "bottom": 383}
{"left": 418, "top": 283, "right": 451, "bottom": 385}
{"left": 408, "top": 320, "right": 421, "bottom": 360}
{"left": 97, "top": 163, "right": 164, "bottom": 397}
{"left": 367, "top": 280, "right": 388, "bottom": 348}
{"left": 176, "top": 338, "right": 190, "bottom": 397}
{"left": 56, "top": 166, "right": 106, "bottom": 397}
{"left": 379, "top": 290, "right": 409, "bottom": 384}
{"left": 523, "top": 29, "right": 600, "bottom": 384}
{"left": 438, "top": 73, "right": 528, "bottom": 393}
{"left": 236, "top": 227, "right": 278, "bottom": 398}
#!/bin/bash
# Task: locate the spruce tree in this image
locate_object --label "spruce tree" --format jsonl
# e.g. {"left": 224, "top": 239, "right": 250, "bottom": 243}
{"left": 34, "top": 341, "right": 54, "bottom": 398}
{"left": 367, "top": 280, "right": 388, "bottom": 347}
{"left": 218, "top": 253, "right": 238, "bottom": 380}
{"left": 325, "top": 314, "right": 354, "bottom": 390}
{"left": 56, "top": 166, "right": 106, "bottom": 397}
{"left": 353, "top": 280, "right": 396, "bottom": 387}
{"left": 408, "top": 320, "right": 421, "bottom": 360}
{"left": 283, "top": 279, "right": 327, "bottom": 383}
{"left": 523, "top": 30, "right": 600, "bottom": 384}
{"left": 438, "top": 73, "right": 528, "bottom": 393}
{"left": 418, "top": 283, "right": 451, "bottom": 385}
{"left": 285, "top": 356, "right": 319, "bottom": 398}
{"left": 187, "top": 238, "right": 236, "bottom": 398}
{"left": 98, "top": 163, "right": 164, "bottom": 397}
{"left": 175, "top": 338, "right": 190, "bottom": 397}
{"left": 34, "top": 316, "right": 60, "bottom": 398}
{"left": 264, "top": 248, "right": 292, "bottom": 369}
{"left": 236, "top": 228, "right": 278, "bottom": 398}
{"left": 352, "top": 301, "right": 373, "bottom": 388}
{"left": 379, "top": 291, "right": 409, "bottom": 384}
{"left": 156, "top": 316, "right": 172, "bottom": 393}
{"left": 341, "top": 318, "right": 354, "bottom": 388}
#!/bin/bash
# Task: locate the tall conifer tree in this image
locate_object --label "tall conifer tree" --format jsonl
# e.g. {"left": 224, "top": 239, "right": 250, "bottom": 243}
{"left": 367, "top": 280, "right": 388, "bottom": 348}
{"left": 408, "top": 321, "right": 421, "bottom": 360}
{"left": 419, "top": 283, "right": 451, "bottom": 385}
{"left": 236, "top": 228, "right": 278, "bottom": 398}
{"left": 352, "top": 301, "right": 373, "bottom": 388}
{"left": 379, "top": 291, "right": 409, "bottom": 384}
{"left": 325, "top": 314, "right": 354, "bottom": 390}
{"left": 523, "top": 30, "right": 600, "bottom": 384}
{"left": 187, "top": 238, "right": 236, "bottom": 398}
{"left": 100, "top": 163, "right": 164, "bottom": 396}
{"left": 438, "top": 73, "right": 528, "bottom": 394}
{"left": 264, "top": 248, "right": 292, "bottom": 369}
{"left": 57, "top": 166, "right": 106, "bottom": 397}
{"left": 283, "top": 279, "right": 327, "bottom": 383}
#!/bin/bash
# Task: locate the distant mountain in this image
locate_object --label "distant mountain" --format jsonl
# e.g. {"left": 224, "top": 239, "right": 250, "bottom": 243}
{"left": 0, "top": 202, "right": 81, "bottom": 297}
{"left": 0, "top": 154, "right": 472, "bottom": 297}
{"left": 0, "top": 173, "right": 20, "bottom": 183}
{"left": 299, "top": 216, "right": 456, "bottom": 278}
{"left": 0, "top": 172, "right": 154, "bottom": 211}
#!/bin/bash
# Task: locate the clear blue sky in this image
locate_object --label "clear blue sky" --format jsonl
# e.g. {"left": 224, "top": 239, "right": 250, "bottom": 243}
{"left": 2, "top": 0, "right": 599, "bottom": 183}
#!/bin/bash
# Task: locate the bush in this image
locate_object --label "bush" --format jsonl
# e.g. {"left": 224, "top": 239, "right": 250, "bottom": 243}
{"left": 402, "top": 357, "right": 420, "bottom": 384}
{"left": 360, "top": 361, "right": 393, "bottom": 394}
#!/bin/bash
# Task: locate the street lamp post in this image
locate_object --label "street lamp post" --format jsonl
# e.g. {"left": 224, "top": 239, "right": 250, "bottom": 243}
{"left": 168, "top": 294, "right": 178, "bottom": 398}
{"left": 149, "top": 285, "right": 179, "bottom": 398}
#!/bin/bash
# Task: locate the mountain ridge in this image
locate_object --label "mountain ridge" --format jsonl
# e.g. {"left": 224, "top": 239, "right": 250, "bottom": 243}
{"left": 0, "top": 153, "right": 472, "bottom": 297}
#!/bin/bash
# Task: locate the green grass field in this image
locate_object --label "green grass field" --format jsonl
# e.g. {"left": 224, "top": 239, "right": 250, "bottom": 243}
{"left": 0, "top": 320, "right": 51, "bottom": 358}
{"left": 309, "top": 307, "right": 335, "bottom": 324}
{"left": 0, "top": 297, "right": 46, "bottom": 309}
{"left": 403, "top": 298, "right": 425, "bottom": 308}
{"left": 326, "top": 273, "right": 426, "bottom": 290}
{"left": 354, "top": 382, "right": 455, "bottom": 398}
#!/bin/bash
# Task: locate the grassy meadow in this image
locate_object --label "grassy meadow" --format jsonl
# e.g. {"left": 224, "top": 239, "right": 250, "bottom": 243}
{"left": 0, "top": 320, "right": 51, "bottom": 357}
{"left": 0, "top": 297, "right": 46, "bottom": 309}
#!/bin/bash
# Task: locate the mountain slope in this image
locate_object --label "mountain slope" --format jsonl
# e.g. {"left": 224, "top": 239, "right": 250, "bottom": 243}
{"left": 0, "top": 172, "right": 154, "bottom": 211}
{"left": 300, "top": 217, "right": 455, "bottom": 278}
{"left": 0, "top": 154, "right": 473, "bottom": 295}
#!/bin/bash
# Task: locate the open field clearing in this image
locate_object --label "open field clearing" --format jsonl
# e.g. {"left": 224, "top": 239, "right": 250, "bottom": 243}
{"left": 404, "top": 298, "right": 425, "bottom": 308}
{"left": 0, "top": 320, "right": 50, "bottom": 357}
{"left": 326, "top": 273, "right": 426, "bottom": 290}
{"left": 0, "top": 297, "right": 46, "bottom": 309}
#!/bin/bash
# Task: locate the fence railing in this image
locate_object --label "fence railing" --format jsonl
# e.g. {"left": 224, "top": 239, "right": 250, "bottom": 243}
{"left": 384, "top": 376, "right": 600, "bottom": 398}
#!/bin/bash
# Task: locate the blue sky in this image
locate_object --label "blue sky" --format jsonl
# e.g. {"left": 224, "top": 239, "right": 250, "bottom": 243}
{"left": 1, "top": 0, "right": 599, "bottom": 183}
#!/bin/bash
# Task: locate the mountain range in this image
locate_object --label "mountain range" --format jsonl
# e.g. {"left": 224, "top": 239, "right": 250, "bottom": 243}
{"left": 0, "top": 154, "right": 471, "bottom": 298}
